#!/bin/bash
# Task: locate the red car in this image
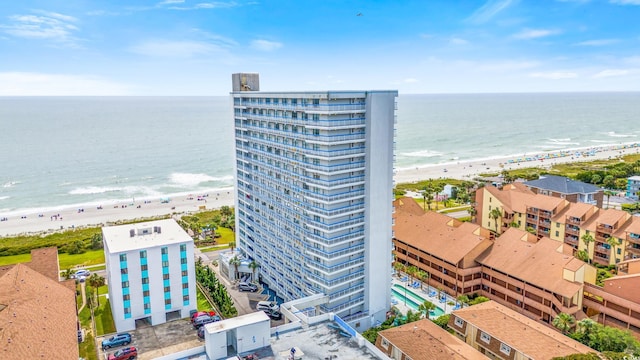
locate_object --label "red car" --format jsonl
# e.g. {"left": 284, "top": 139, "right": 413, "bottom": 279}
{"left": 191, "top": 311, "right": 216, "bottom": 323}
{"left": 107, "top": 346, "right": 137, "bottom": 360}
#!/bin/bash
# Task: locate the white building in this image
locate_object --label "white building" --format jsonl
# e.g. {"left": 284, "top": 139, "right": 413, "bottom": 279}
{"left": 231, "top": 73, "right": 397, "bottom": 330}
{"left": 103, "top": 219, "right": 197, "bottom": 332}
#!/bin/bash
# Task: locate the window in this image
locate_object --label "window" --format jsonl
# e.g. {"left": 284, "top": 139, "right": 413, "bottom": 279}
{"left": 380, "top": 338, "right": 389, "bottom": 349}
{"left": 182, "top": 283, "right": 189, "bottom": 289}
{"left": 163, "top": 274, "right": 170, "bottom": 280}
{"left": 180, "top": 244, "right": 186, "bottom": 252}
{"left": 119, "top": 254, "right": 127, "bottom": 262}
{"left": 454, "top": 317, "right": 464, "bottom": 327}
{"left": 120, "top": 268, "right": 128, "bottom": 274}
{"left": 124, "top": 307, "right": 130, "bottom": 314}
{"left": 144, "top": 303, "right": 151, "bottom": 310}
{"left": 141, "top": 264, "right": 148, "bottom": 271}
{"left": 161, "top": 247, "right": 168, "bottom": 255}
{"left": 162, "top": 261, "right": 169, "bottom": 267}
{"left": 123, "top": 294, "right": 130, "bottom": 301}
{"left": 555, "top": 231, "right": 559, "bottom": 237}
{"left": 143, "top": 290, "right": 150, "bottom": 297}
{"left": 164, "top": 299, "right": 171, "bottom": 305}
{"left": 121, "top": 281, "right": 129, "bottom": 288}
{"left": 480, "top": 332, "right": 491, "bottom": 343}
{"left": 500, "top": 343, "right": 511, "bottom": 355}
{"left": 164, "top": 286, "right": 171, "bottom": 293}
{"left": 139, "top": 250, "right": 146, "bottom": 258}
{"left": 181, "top": 257, "right": 188, "bottom": 264}
{"left": 183, "top": 295, "right": 190, "bottom": 302}
{"left": 181, "top": 270, "right": 188, "bottom": 276}
{"left": 142, "top": 277, "right": 149, "bottom": 284}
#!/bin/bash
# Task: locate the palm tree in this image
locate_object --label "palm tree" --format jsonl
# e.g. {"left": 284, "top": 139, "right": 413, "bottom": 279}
{"left": 581, "top": 233, "right": 595, "bottom": 255}
{"left": 416, "top": 270, "right": 429, "bottom": 292}
{"left": 87, "top": 273, "right": 106, "bottom": 307}
{"left": 248, "top": 260, "right": 260, "bottom": 282}
{"left": 422, "top": 186, "right": 434, "bottom": 211}
{"left": 418, "top": 300, "right": 436, "bottom": 318}
{"left": 457, "top": 295, "right": 470, "bottom": 308}
{"left": 489, "top": 207, "right": 502, "bottom": 234}
{"left": 467, "top": 206, "right": 477, "bottom": 223}
{"left": 393, "top": 262, "right": 406, "bottom": 278}
{"left": 407, "top": 265, "right": 418, "bottom": 284}
{"left": 61, "top": 268, "right": 76, "bottom": 280}
{"left": 229, "top": 256, "right": 241, "bottom": 280}
{"left": 576, "top": 318, "right": 597, "bottom": 338}
{"left": 576, "top": 249, "right": 589, "bottom": 263}
{"left": 606, "top": 236, "right": 619, "bottom": 261}
{"left": 552, "top": 313, "right": 576, "bottom": 335}
{"left": 604, "top": 190, "right": 616, "bottom": 209}
{"left": 433, "top": 183, "right": 445, "bottom": 210}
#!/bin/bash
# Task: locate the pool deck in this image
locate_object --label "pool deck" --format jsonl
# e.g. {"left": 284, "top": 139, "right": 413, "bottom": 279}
{"left": 390, "top": 276, "right": 461, "bottom": 318}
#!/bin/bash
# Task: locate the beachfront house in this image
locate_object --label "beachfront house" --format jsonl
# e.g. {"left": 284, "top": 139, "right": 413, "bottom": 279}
{"left": 523, "top": 175, "right": 604, "bottom": 208}
{"left": 102, "top": 219, "right": 197, "bottom": 332}
{"left": 626, "top": 175, "right": 640, "bottom": 200}
{"left": 231, "top": 73, "right": 397, "bottom": 330}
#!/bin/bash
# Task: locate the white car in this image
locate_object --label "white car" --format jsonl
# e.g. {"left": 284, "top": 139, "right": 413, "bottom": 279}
{"left": 256, "top": 301, "right": 278, "bottom": 313}
{"left": 75, "top": 269, "right": 90, "bottom": 280}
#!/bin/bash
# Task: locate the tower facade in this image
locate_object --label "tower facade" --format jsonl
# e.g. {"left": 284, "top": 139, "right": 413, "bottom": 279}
{"left": 232, "top": 73, "right": 397, "bottom": 327}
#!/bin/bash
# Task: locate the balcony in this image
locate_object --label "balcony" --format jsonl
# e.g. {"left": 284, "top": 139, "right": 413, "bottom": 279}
{"left": 566, "top": 217, "right": 582, "bottom": 225}
{"left": 626, "top": 244, "right": 640, "bottom": 256}
{"left": 597, "top": 224, "right": 614, "bottom": 235}
{"left": 564, "top": 237, "right": 579, "bottom": 247}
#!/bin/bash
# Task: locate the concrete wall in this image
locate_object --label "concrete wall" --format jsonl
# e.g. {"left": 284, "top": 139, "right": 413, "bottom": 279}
{"left": 364, "top": 91, "right": 396, "bottom": 328}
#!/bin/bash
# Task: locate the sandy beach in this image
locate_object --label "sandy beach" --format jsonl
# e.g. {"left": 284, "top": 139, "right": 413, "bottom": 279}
{"left": 1, "top": 143, "right": 639, "bottom": 237}
{"left": 0, "top": 188, "right": 234, "bottom": 237}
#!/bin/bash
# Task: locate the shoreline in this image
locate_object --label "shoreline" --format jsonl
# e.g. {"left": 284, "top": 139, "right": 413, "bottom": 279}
{"left": 1, "top": 142, "right": 639, "bottom": 237}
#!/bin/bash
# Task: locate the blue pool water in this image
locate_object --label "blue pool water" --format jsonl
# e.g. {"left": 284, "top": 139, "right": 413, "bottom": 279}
{"left": 391, "top": 284, "right": 445, "bottom": 317}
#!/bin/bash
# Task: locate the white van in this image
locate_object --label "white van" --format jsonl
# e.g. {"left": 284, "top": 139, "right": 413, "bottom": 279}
{"left": 256, "top": 301, "right": 278, "bottom": 312}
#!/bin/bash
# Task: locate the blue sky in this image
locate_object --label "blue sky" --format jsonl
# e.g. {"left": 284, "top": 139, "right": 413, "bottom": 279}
{"left": 1, "top": 0, "right": 639, "bottom": 95}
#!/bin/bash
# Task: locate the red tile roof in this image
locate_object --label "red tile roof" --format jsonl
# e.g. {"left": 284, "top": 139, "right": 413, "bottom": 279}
{"left": 378, "top": 318, "right": 488, "bottom": 360}
{"left": 0, "top": 263, "right": 78, "bottom": 360}
{"left": 452, "top": 301, "right": 594, "bottom": 358}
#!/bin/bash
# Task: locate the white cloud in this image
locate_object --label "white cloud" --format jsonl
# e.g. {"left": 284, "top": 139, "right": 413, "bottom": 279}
{"left": 478, "top": 60, "right": 540, "bottom": 71}
{"left": 0, "top": 11, "right": 80, "bottom": 46}
{"left": 403, "top": 78, "right": 419, "bottom": 83}
{"left": 250, "top": 39, "right": 283, "bottom": 51}
{"left": 165, "top": 1, "right": 239, "bottom": 10}
{"left": 593, "top": 69, "right": 630, "bottom": 78}
{"left": 610, "top": 0, "right": 640, "bottom": 5}
{"left": 574, "top": 39, "right": 620, "bottom": 46}
{"left": 513, "top": 28, "right": 560, "bottom": 39}
{"left": 449, "top": 37, "right": 468, "bottom": 45}
{"left": 0, "top": 72, "right": 134, "bottom": 96}
{"left": 466, "top": 0, "right": 516, "bottom": 24}
{"left": 129, "top": 40, "right": 223, "bottom": 57}
{"left": 529, "top": 71, "right": 578, "bottom": 79}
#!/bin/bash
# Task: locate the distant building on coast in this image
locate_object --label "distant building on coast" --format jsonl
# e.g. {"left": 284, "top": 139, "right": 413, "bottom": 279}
{"left": 102, "top": 219, "right": 196, "bottom": 332}
{"left": 523, "top": 174, "right": 604, "bottom": 208}
{"left": 626, "top": 175, "right": 640, "bottom": 200}
{"left": 229, "top": 73, "right": 397, "bottom": 330}
{"left": 0, "top": 248, "right": 79, "bottom": 360}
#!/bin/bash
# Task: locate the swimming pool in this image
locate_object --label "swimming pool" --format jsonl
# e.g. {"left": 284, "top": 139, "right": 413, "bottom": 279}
{"left": 391, "top": 284, "right": 445, "bottom": 317}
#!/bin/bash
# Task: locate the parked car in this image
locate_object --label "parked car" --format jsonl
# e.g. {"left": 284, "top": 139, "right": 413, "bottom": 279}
{"left": 102, "top": 333, "right": 132, "bottom": 350}
{"left": 197, "top": 326, "right": 205, "bottom": 339}
{"left": 102, "top": 333, "right": 131, "bottom": 350}
{"left": 256, "top": 301, "right": 278, "bottom": 313}
{"left": 190, "top": 310, "right": 216, "bottom": 323}
{"left": 267, "top": 309, "right": 282, "bottom": 320}
{"left": 238, "top": 282, "right": 258, "bottom": 292}
{"left": 75, "top": 269, "right": 90, "bottom": 278}
{"left": 107, "top": 346, "right": 137, "bottom": 360}
{"left": 193, "top": 315, "right": 215, "bottom": 329}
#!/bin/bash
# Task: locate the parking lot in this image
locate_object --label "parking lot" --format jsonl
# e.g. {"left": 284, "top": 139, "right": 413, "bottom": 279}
{"left": 96, "top": 318, "right": 203, "bottom": 360}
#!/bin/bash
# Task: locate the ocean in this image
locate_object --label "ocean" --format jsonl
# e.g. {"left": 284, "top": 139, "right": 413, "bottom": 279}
{"left": 1, "top": 93, "right": 639, "bottom": 215}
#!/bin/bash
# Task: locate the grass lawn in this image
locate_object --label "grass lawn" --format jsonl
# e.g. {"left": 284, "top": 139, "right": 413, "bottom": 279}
{"left": 59, "top": 249, "right": 105, "bottom": 270}
{"left": 0, "top": 253, "right": 31, "bottom": 266}
{"left": 95, "top": 299, "right": 116, "bottom": 336}
{"left": 97, "top": 285, "right": 109, "bottom": 295}
{"left": 216, "top": 227, "right": 235, "bottom": 244}
{"left": 79, "top": 332, "right": 97, "bottom": 360}
{"left": 87, "top": 264, "right": 106, "bottom": 272}
{"left": 197, "top": 287, "right": 213, "bottom": 311}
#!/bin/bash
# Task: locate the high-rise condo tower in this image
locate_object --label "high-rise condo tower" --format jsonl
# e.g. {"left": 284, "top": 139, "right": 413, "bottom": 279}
{"left": 232, "top": 73, "right": 397, "bottom": 328}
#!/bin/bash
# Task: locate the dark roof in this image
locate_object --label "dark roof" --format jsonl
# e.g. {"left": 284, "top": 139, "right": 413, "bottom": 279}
{"left": 524, "top": 175, "right": 602, "bottom": 194}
